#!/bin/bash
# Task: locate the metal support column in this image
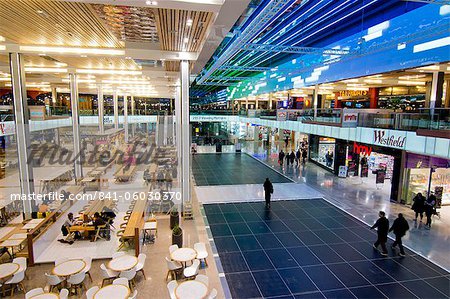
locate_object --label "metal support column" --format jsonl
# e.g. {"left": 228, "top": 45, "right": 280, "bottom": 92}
{"left": 430, "top": 71, "right": 444, "bottom": 111}
{"left": 51, "top": 86, "right": 57, "bottom": 109}
{"left": 124, "top": 95, "right": 129, "bottom": 143}
{"left": 69, "top": 73, "right": 83, "bottom": 180}
{"left": 180, "top": 61, "right": 190, "bottom": 211}
{"left": 9, "top": 53, "right": 35, "bottom": 217}
{"left": 131, "top": 95, "right": 135, "bottom": 136}
{"left": 113, "top": 90, "right": 119, "bottom": 130}
{"left": 313, "top": 85, "right": 319, "bottom": 119}
{"left": 175, "top": 87, "right": 182, "bottom": 164}
{"left": 97, "top": 84, "right": 104, "bottom": 134}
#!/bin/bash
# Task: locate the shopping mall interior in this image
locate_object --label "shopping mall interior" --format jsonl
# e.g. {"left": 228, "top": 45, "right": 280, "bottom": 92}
{"left": 0, "top": 0, "right": 449, "bottom": 298}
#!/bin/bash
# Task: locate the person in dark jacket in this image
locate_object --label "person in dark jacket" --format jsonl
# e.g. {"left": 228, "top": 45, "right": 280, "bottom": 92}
{"left": 278, "top": 150, "right": 285, "bottom": 166}
{"left": 285, "top": 152, "right": 291, "bottom": 167}
{"left": 411, "top": 192, "right": 425, "bottom": 222}
{"left": 371, "top": 211, "right": 389, "bottom": 256}
{"left": 289, "top": 151, "right": 295, "bottom": 165}
{"left": 263, "top": 178, "right": 273, "bottom": 209}
{"left": 389, "top": 213, "right": 409, "bottom": 256}
{"left": 302, "top": 148, "right": 307, "bottom": 164}
{"left": 425, "top": 193, "right": 436, "bottom": 229}
{"left": 295, "top": 149, "right": 301, "bottom": 166}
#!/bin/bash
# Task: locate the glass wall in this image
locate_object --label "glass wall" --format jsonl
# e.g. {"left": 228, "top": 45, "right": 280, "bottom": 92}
{"left": 309, "top": 136, "right": 335, "bottom": 170}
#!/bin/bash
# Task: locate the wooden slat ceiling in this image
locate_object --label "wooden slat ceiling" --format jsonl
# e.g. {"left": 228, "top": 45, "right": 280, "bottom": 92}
{"left": 92, "top": 4, "right": 159, "bottom": 43}
{"left": 156, "top": 9, "right": 214, "bottom": 52}
{"left": 164, "top": 61, "right": 180, "bottom": 72}
{"left": 0, "top": 0, "right": 121, "bottom": 48}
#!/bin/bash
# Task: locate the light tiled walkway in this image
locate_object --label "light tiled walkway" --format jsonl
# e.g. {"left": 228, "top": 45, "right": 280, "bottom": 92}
{"left": 242, "top": 141, "right": 450, "bottom": 272}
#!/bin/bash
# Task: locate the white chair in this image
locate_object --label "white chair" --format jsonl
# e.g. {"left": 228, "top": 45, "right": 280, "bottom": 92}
{"left": 59, "top": 288, "right": 69, "bottom": 299}
{"left": 83, "top": 256, "right": 93, "bottom": 281}
{"left": 86, "top": 286, "right": 99, "bottom": 299}
{"left": 55, "top": 257, "right": 68, "bottom": 266}
{"left": 25, "top": 288, "right": 44, "bottom": 299}
{"left": 208, "top": 288, "right": 218, "bottom": 299}
{"left": 169, "top": 244, "right": 178, "bottom": 254}
{"left": 194, "top": 242, "right": 209, "bottom": 267}
{"left": 113, "top": 277, "right": 129, "bottom": 287}
{"left": 4, "top": 269, "right": 25, "bottom": 296}
{"left": 119, "top": 267, "right": 137, "bottom": 289}
{"left": 112, "top": 252, "right": 126, "bottom": 259}
{"left": 165, "top": 256, "right": 182, "bottom": 281}
{"left": 67, "top": 271, "right": 86, "bottom": 296}
{"left": 183, "top": 259, "right": 200, "bottom": 279}
{"left": 195, "top": 274, "right": 209, "bottom": 287}
{"left": 129, "top": 290, "right": 138, "bottom": 299}
{"left": 13, "top": 257, "right": 28, "bottom": 279}
{"left": 136, "top": 253, "right": 147, "bottom": 280}
{"left": 45, "top": 273, "right": 64, "bottom": 292}
{"left": 100, "top": 263, "right": 118, "bottom": 286}
{"left": 167, "top": 280, "right": 178, "bottom": 299}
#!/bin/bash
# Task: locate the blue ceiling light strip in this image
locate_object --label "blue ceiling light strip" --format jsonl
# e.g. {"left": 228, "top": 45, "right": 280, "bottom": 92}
{"left": 196, "top": 0, "right": 297, "bottom": 85}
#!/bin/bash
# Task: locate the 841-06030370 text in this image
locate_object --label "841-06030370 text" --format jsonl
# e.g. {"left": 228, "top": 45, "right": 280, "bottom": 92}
{"left": 97, "top": 191, "right": 182, "bottom": 201}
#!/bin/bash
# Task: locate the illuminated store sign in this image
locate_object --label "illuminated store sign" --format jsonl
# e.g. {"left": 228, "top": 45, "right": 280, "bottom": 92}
{"left": 338, "top": 90, "right": 368, "bottom": 97}
{"left": 353, "top": 141, "right": 372, "bottom": 156}
{"left": 373, "top": 130, "right": 406, "bottom": 149}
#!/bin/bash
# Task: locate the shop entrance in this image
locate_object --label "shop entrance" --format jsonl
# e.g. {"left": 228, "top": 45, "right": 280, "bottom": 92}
{"left": 346, "top": 143, "right": 395, "bottom": 198}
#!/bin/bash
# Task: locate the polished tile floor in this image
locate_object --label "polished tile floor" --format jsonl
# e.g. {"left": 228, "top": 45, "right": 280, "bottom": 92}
{"left": 192, "top": 153, "right": 292, "bottom": 186}
{"left": 204, "top": 199, "right": 450, "bottom": 299}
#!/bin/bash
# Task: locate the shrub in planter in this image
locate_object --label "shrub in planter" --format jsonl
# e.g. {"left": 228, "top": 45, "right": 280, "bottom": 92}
{"left": 172, "top": 224, "right": 183, "bottom": 248}
{"left": 170, "top": 207, "right": 179, "bottom": 229}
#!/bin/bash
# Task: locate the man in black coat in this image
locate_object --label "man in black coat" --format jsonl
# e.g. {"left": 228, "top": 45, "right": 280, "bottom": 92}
{"left": 278, "top": 150, "right": 285, "bottom": 166}
{"left": 389, "top": 213, "right": 409, "bottom": 257}
{"left": 263, "top": 178, "right": 274, "bottom": 209}
{"left": 371, "top": 211, "right": 389, "bottom": 256}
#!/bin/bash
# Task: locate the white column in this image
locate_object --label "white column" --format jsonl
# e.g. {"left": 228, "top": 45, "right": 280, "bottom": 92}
{"left": 124, "top": 95, "right": 129, "bottom": 143}
{"left": 113, "top": 90, "right": 119, "bottom": 130}
{"left": 163, "top": 112, "right": 168, "bottom": 146}
{"left": 430, "top": 71, "right": 444, "bottom": 111}
{"left": 131, "top": 96, "right": 135, "bottom": 136}
{"left": 69, "top": 73, "right": 83, "bottom": 180}
{"left": 51, "top": 87, "right": 57, "bottom": 106}
{"left": 175, "top": 86, "right": 182, "bottom": 164}
{"left": 313, "top": 85, "right": 319, "bottom": 119}
{"left": 180, "top": 61, "right": 190, "bottom": 211}
{"left": 97, "top": 84, "right": 104, "bottom": 134}
{"left": 9, "top": 53, "right": 35, "bottom": 217}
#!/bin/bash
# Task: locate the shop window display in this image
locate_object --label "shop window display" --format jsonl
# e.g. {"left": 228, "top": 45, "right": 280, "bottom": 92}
{"left": 310, "top": 136, "right": 335, "bottom": 170}
{"left": 402, "top": 153, "right": 449, "bottom": 206}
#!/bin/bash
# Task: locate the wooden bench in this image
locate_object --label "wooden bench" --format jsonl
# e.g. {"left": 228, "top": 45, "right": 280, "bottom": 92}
{"left": 114, "top": 164, "right": 137, "bottom": 182}
{"left": 123, "top": 199, "right": 147, "bottom": 239}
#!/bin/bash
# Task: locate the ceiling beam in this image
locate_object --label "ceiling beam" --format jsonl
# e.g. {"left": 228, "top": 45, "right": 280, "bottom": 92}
{"left": 242, "top": 43, "right": 350, "bottom": 55}
{"left": 53, "top": 0, "right": 223, "bottom": 13}
{"left": 1, "top": 44, "right": 198, "bottom": 61}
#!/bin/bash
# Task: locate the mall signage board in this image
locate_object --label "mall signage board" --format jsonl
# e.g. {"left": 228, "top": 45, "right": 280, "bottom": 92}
{"left": 277, "top": 110, "right": 287, "bottom": 121}
{"left": 190, "top": 115, "right": 234, "bottom": 122}
{"left": 0, "top": 121, "right": 15, "bottom": 136}
{"left": 342, "top": 110, "right": 358, "bottom": 127}
{"left": 373, "top": 129, "right": 406, "bottom": 149}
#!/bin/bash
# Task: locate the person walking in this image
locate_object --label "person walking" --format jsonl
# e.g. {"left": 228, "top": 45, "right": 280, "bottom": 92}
{"left": 424, "top": 193, "right": 436, "bottom": 229}
{"left": 389, "top": 213, "right": 409, "bottom": 257}
{"left": 286, "top": 152, "right": 291, "bottom": 167}
{"left": 411, "top": 192, "right": 425, "bottom": 222}
{"left": 278, "top": 150, "right": 285, "bottom": 166}
{"left": 295, "top": 149, "right": 301, "bottom": 166}
{"left": 371, "top": 211, "right": 389, "bottom": 256}
{"left": 263, "top": 178, "right": 273, "bottom": 209}
{"left": 302, "top": 148, "right": 307, "bottom": 164}
{"left": 290, "top": 151, "right": 295, "bottom": 166}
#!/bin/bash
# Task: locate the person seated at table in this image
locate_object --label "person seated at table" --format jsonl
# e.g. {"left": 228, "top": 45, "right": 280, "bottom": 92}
{"left": 101, "top": 206, "right": 116, "bottom": 227}
{"left": 143, "top": 169, "right": 151, "bottom": 185}
{"left": 89, "top": 212, "right": 107, "bottom": 242}
{"left": 61, "top": 212, "right": 75, "bottom": 236}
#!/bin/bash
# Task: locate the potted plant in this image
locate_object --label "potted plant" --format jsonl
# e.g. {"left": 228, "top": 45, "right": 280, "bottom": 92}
{"left": 170, "top": 206, "right": 179, "bottom": 229}
{"left": 172, "top": 224, "right": 183, "bottom": 247}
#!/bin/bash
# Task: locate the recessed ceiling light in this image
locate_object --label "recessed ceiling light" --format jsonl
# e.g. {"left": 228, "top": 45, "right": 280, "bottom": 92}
{"left": 186, "top": 19, "right": 193, "bottom": 26}
{"left": 81, "top": 55, "right": 87, "bottom": 58}
{"left": 38, "top": 53, "right": 47, "bottom": 56}
{"left": 184, "top": 38, "right": 189, "bottom": 43}
{"left": 146, "top": 0, "right": 158, "bottom": 5}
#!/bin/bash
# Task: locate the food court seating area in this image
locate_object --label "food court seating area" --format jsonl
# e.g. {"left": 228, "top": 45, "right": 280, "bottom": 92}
{"left": 166, "top": 243, "right": 216, "bottom": 299}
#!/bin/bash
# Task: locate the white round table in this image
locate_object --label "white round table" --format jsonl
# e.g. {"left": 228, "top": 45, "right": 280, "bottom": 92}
{"left": 175, "top": 280, "right": 208, "bottom": 299}
{"left": 107, "top": 255, "right": 138, "bottom": 272}
{"left": 30, "top": 293, "right": 60, "bottom": 299}
{"left": 94, "top": 284, "right": 130, "bottom": 299}
{"left": 0, "top": 262, "right": 19, "bottom": 280}
{"left": 171, "top": 248, "right": 197, "bottom": 263}
{"left": 52, "top": 259, "right": 86, "bottom": 277}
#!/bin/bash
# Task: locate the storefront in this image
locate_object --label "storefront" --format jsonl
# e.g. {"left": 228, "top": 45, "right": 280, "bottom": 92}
{"left": 309, "top": 136, "right": 403, "bottom": 201}
{"left": 402, "top": 153, "right": 450, "bottom": 206}
{"left": 309, "top": 136, "right": 336, "bottom": 171}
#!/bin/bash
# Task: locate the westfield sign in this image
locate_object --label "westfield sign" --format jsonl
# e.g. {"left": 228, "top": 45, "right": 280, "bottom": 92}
{"left": 373, "top": 130, "right": 406, "bottom": 148}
